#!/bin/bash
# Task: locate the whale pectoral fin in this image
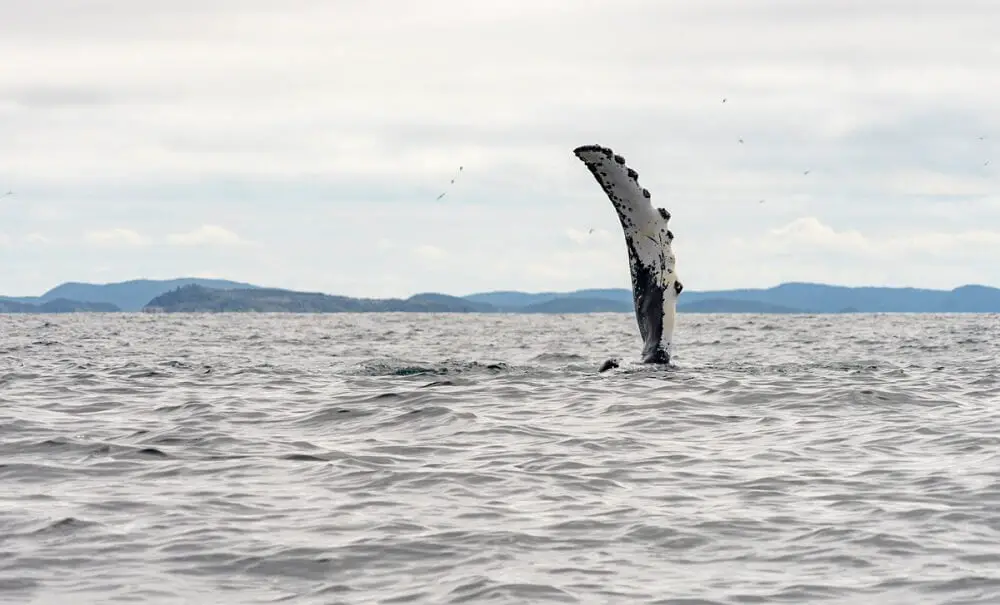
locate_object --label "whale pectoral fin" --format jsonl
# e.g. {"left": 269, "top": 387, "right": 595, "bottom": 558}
{"left": 573, "top": 144, "right": 678, "bottom": 366}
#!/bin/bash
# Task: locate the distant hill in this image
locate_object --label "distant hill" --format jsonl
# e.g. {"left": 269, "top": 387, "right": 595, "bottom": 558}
{"left": 2, "top": 278, "right": 260, "bottom": 312}
{"left": 463, "top": 288, "right": 633, "bottom": 311}
{"left": 674, "top": 282, "right": 1000, "bottom": 313}
{"left": 405, "top": 293, "right": 495, "bottom": 313}
{"left": 520, "top": 297, "right": 634, "bottom": 313}
{"left": 677, "top": 298, "right": 807, "bottom": 313}
{"left": 143, "top": 285, "right": 497, "bottom": 313}
{"left": 0, "top": 297, "right": 120, "bottom": 313}
{"left": 939, "top": 285, "right": 1000, "bottom": 312}
{"left": 465, "top": 282, "right": 1000, "bottom": 313}
{"left": 5, "top": 277, "right": 1000, "bottom": 314}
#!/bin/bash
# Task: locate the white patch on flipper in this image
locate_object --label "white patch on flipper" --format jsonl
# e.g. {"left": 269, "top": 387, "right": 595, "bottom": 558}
{"left": 572, "top": 144, "right": 681, "bottom": 363}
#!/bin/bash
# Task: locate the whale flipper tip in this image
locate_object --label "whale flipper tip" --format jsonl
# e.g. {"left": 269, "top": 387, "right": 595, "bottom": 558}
{"left": 598, "top": 358, "right": 621, "bottom": 373}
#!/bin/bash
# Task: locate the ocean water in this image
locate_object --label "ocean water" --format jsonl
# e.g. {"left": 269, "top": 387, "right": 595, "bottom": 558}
{"left": 1, "top": 312, "right": 999, "bottom": 605}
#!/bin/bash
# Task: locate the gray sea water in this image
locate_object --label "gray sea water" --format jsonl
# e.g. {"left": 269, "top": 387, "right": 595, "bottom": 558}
{"left": 1, "top": 312, "right": 999, "bottom": 605}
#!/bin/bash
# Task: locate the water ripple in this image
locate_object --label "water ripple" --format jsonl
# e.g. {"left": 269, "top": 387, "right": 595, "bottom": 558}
{"left": 1, "top": 312, "right": 999, "bottom": 604}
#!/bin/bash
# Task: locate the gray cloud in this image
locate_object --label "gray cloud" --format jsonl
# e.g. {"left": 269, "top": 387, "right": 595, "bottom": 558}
{"left": 1, "top": 0, "right": 998, "bottom": 296}
{"left": 2, "top": 85, "right": 121, "bottom": 108}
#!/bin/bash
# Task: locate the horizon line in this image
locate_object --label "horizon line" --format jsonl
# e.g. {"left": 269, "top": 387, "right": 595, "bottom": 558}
{"left": 5, "top": 276, "right": 999, "bottom": 300}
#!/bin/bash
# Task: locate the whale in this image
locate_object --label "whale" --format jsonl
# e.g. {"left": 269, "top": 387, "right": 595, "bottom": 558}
{"left": 572, "top": 144, "right": 683, "bottom": 372}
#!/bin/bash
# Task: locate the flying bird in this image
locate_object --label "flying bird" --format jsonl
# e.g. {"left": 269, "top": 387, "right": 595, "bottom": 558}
{"left": 435, "top": 165, "right": 464, "bottom": 201}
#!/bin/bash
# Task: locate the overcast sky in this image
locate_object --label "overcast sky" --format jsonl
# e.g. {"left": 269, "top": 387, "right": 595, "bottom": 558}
{"left": 1, "top": 0, "right": 998, "bottom": 297}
